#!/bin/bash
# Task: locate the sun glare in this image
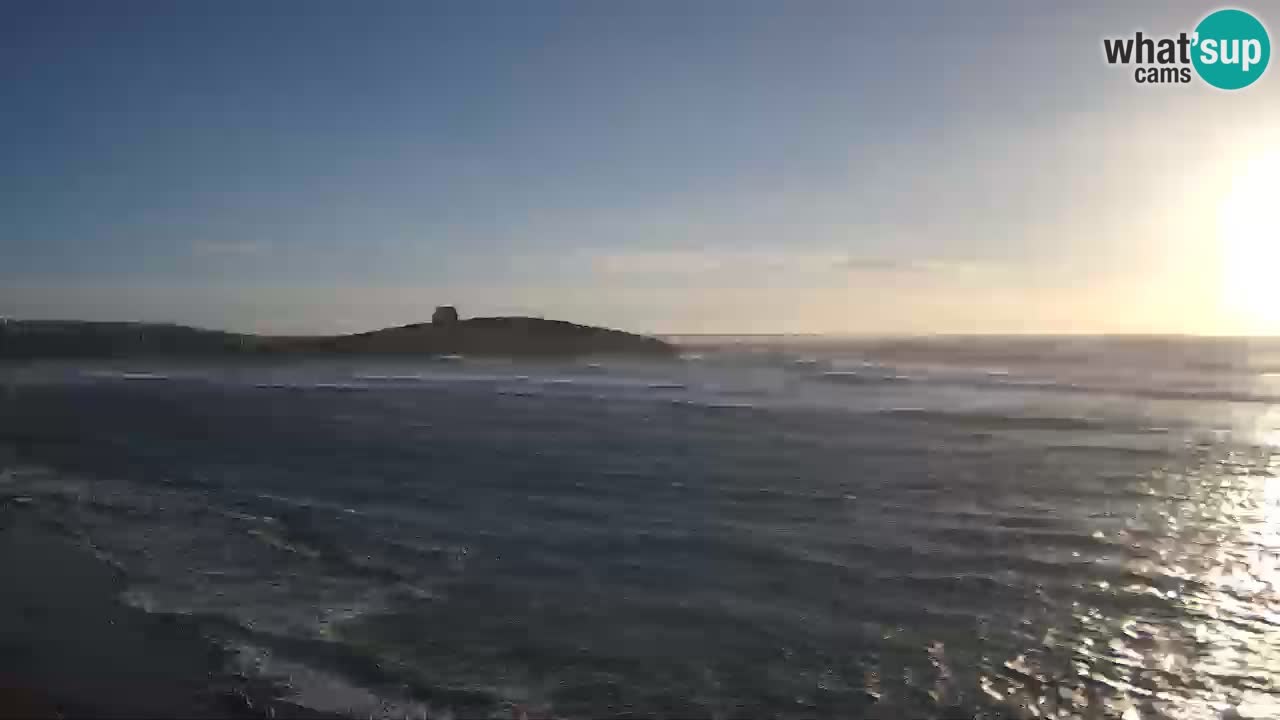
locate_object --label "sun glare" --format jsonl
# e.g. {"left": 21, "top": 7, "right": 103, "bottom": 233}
{"left": 1220, "top": 149, "right": 1280, "bottom": 334}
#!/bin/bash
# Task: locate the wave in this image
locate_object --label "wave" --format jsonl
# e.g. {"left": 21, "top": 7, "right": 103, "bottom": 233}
{"left": 878, "top": 408, "right": 1107, "bottom": 431}
{"left": 497, "top": 389, "right": 541, "bottom": 397}
{"left": 812, "top": 365, "right": 1280, "bottom": 406}
{"left": 669, "top": 399, "right": 756, "bottom": 411}
{"left": 1122, "top": 386, "right": 1280, "bottom": 404}
{"left": 817, "top": 371, "right": 914, "bottom": 385}
{"left": 1042, "top": 444, "right": 1175, "bottom": 458}
{"left": 309, "top": 383, "right": 369, "bottom": 392}
{"left": 80, "top": 370, "right": 171, "bottom": 381}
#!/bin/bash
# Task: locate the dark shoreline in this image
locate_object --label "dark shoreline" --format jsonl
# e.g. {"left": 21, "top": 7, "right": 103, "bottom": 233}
{"left": 0, "top": 503, "right": 340, "bottom": 719}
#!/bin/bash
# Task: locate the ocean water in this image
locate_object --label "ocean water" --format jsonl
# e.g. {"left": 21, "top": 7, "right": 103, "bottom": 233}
{"left": 3, "top": 337, "right": 1280, "bottom": 719}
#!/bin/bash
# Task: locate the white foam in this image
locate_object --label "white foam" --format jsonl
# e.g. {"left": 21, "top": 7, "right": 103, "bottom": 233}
{"left": 226, "top": 642, "right": 431, "bottom": 720}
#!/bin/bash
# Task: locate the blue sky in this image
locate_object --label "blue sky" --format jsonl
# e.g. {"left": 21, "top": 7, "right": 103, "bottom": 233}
{"left": 3, "top": 1, "right": 1278, "bottom": 334}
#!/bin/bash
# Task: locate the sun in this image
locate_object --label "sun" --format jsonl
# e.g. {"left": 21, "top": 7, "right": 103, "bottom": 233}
{"left": 1220, "top": 148, "right": 1280, "bottom": 334}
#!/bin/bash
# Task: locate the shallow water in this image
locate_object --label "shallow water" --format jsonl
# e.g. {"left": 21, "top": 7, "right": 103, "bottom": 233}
{"left": 2, "top": 338, "right": 1280, "bottom": 718}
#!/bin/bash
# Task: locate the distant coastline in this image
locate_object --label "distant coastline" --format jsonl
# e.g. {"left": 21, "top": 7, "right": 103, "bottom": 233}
{"left": 0, "top": 310, "right": 675, "bottom": 360}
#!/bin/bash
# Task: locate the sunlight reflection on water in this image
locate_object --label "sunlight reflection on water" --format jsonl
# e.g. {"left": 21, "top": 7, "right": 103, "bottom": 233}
{"left": 984, "top": 438, "right": 1280, "bottom": 720}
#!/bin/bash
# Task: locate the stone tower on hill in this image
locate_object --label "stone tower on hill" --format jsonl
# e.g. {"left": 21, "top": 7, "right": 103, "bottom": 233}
{"left": 432, "top": 305, "right": 459, "bottom": 325}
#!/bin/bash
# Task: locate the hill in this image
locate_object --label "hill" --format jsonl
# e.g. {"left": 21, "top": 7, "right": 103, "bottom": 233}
{"left": 0, "top": 315, "right": 675, "bottom": 359}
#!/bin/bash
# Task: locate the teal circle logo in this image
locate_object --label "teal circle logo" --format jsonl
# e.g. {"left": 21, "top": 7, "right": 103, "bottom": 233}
{"left": 1193, "top": 9, "right": 1270, "bottom": 89}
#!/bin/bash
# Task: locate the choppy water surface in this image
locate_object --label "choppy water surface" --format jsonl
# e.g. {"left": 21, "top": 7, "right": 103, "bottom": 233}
{"left": 3, "top": 337, "right": 1280, "bottom": 718}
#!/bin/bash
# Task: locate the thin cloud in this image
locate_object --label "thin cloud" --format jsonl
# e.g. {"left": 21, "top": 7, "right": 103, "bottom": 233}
{"left": 840, "top": 256, "right": 996, "bottom": 276}
{"left": 841, "top": 257, "right": 919, "bottom": 272}
{"left": 583, "top": 249, "right": 844, "bottom": 277}
{"left": 192, "top": 240, "right": 270, "bottom": 257}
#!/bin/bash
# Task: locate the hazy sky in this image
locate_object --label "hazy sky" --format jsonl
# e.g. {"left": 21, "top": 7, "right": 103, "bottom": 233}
{"left": 3, "top": 1, "right": 1278, "bottom": 335}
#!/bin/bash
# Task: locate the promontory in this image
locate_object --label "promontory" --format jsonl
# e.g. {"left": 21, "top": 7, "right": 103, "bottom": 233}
{"left": 0, "top": 307, "right": 676, "bottom": 359}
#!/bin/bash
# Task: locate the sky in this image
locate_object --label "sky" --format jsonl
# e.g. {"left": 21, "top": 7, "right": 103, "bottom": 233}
{"left": 2, "top": 1, "right": 1278, "bottom": 335}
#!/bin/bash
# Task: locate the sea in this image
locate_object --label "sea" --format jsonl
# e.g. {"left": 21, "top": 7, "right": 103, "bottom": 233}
{"left": 3, "top": 336, "right": 1280, "bottom": 719}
